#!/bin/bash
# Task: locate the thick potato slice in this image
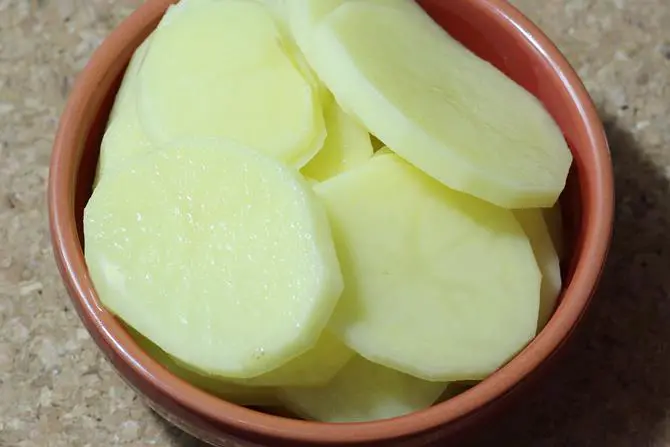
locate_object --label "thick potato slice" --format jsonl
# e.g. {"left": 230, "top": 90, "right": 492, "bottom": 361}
{"left": 128, "top": 326, "right": 279, "bottom": 406}
{"left": 302, "top": 96, "right": 374, "bottom": 181}
{"left": 107, "top": 33, "right": 151, "bottom": 122}
{"left": 95, "top": 35, "right": 154, "bottom": 185}
{"left": 85, "top": 139, "right": 343, "bottom": 378}
{"left": 256, "top": 0, "right": 330, "bottom": 106}
{"left": 137, "top": 0, "right": 325, "bottom": 167}
{"left": 543, "top": 204, "right": 565, "bottom": 261}
{"left": 375, "top": 146, "right": 393, "bottom": 156}
{"left": 315, "top": 153, "right": 541, "bottom": 381}
{"left": 231, "top": 330, "right": 353, "bottom": 387}
{"left": 514, "top": 209, "right": 562, "bottom": 330}
{"left": 292, "top": 0, "right": 572, "bottom": 208}
{"left": 279, "top": 355, "right": 448, "bottom": 423}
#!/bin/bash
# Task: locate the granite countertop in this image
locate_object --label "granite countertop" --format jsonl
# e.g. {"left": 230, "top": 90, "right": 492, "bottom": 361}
{"left": 1, "top": 0, "right": 669, "bottom": 445}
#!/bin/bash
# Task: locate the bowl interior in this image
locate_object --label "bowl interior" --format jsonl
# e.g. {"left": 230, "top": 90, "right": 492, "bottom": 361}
{"left": 57, "top": 0, "right": 610, "bottom": 444}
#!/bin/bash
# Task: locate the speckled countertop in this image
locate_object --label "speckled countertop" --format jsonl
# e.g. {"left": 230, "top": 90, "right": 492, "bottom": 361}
{"left": 1, "top": 0, "right": 669, "bottom": 446}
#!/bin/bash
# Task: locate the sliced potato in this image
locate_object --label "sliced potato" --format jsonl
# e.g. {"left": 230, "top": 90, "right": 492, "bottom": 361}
{"left": 302, "top": 96, "right": 374, "bottom": 181}
{"left": 287, "top": 0, "right": 344, "bottom": 49}
{"left": 128, "top": 326, "right": 279, "bottom": 406}
{"left": 137, "top": 0, "right": 325, "bottom": 167}
{"left": 257, "top": 0, "right": 331, "bottom": 106}
{"left": 107, "top": 33, "right": 152, "bottom": 122}
{"left": 315, "top": 153, "right": 541, "bottom": 381}
{"left": 375, "top": 146, "right": 393, "bottom": 156}
{"left": 293, "top": 0, "right": 572, "bottom": 208}
{"left": 514, "top": 209, "right": 562, "bottom": 330}
{"left": 279, "top": 355, "right": 448, "bottom": 423}
{"left": 85, "top": 139, "right": 343, "bottom": 378}
{"left": 96, "top": 35, "right": 154, "bottom": 185}
{"left": 231, "top": 330, "right": 353, "bottom": 387}
{"left": 543, "top": 204, "right": 565, "bottom": 261}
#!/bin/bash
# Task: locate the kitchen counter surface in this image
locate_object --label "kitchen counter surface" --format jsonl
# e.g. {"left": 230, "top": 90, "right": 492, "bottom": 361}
{"left": 1, "top": 0, "right": 669, "bottom": 446}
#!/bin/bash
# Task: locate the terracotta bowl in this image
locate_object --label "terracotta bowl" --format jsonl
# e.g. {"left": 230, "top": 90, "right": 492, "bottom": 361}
{"left": 48, "top": 0, "right": 614, "bottom": 445}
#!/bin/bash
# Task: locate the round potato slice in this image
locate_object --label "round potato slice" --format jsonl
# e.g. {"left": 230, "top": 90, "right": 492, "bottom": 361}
{"left": 107, "top": 32, "right": 152, "bottom": 122}
{"left": 231, "top": 330, "right": 353, "bottom": 387}
{"left": 294, "top": 0, "right": 572, "bottom": 208}
{"left": 95, "top": 34, "right": 154, "bottom": 186}
{"left": 85, "top": 139, "right": 343, "bottom": 378}
{"left": 137, "top": 0, "right": 325, "bottom": 168}
{"left": 127, "top": 326, "right": 279, "bottom": 406}
{"left": 315, "top": 153, "right": 541, "bottom": 381}
{"left": 279, "top": 355, "right": 448, "bottom": 423}
{"left": 543, "top": 203, "right": 565, "bottom": 261}
{"left": 514, "top": 209, "right": 563, "bottom": 331}
{"left": 302, "top": 96, "right": 373, "bottom": 182}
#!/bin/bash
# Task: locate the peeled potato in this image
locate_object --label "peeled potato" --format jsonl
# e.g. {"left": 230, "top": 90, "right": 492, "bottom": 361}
{"left": 257, "top": 0, "right": 330, "bottom": 106}
{"left": 95, "top": 35, "right": 154, "bottom": 185}
{"left": 279, "top": 355, "right": 448, "bottom": 423}
{"left": 302, "top": 96, "right": 374, "bottom": 181}
{"left": 375, "top": 146, "right": 393, "bottom": 156}
{"left": 84, "top": 139, "right": 343, "bottom": 378}
{"left": 293, "top": 0, "right": 572, "bottom": 208}
{"left": 128, "top": 326, "right": 279, "bottom": 406}
{"left": 514, "top": 209, "right": 562, "bottom": 330}
{"left": 107, "top": 33, "right": 152, "bottom": 122}
{"left": 543, "top": 204, "right": 565, "bottom": 261}
{"left": 231, "top": 330, "right": 353, "bottom": 387}
{"left": 287, "top": 0, "right": 343, "bottom": 49}
{"left": 137, "top": 0, "right": 325, "bottom": 167}
{"left": 315, "top": 153, "right": 541, "bottom": 381}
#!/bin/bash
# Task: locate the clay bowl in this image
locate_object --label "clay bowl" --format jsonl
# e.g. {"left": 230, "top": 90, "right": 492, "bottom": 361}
{"left": 48, "top": 0, "right": 614, "bottom": 445}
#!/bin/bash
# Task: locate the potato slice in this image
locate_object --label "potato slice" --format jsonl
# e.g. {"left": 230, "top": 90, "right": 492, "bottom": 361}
{"left": 85, "top": 139, "right": 343, "bottom": 378}
{"left": 107, "top": 33, "right": 152, "bottom": 122}
{"left": 514, "top": 209, "right": 562, "bottom": 330}
{"left": 95, "top": 35, "right": 154, "bottom": 185}
{"left": 128, "top": 326, "right": 279, "bottom": 406}
{"left": 256, "top": 0, "right": 330, "bottom": 107}
{"left": 375, "top": 146, "right": 393, "bottom": 156}
{"left": 293, "top": 0, "right": 572, "bottom": 208}
{"left": 302, "top": 96, "right": 373, "bottom": 181}
{"left": 137, "top": 0, "right": 325, "bottom": 167}
{"left": 231, "top": 330, "right": 353, "bottom": 387}
{"left": 315, "top": 153, "right": 541, "bottom": 381}
{"left": 279, "top": 355, "right": 448, "bottom": 423}
{"left": 543, "top": 204, "right": 565, "bottom": 261}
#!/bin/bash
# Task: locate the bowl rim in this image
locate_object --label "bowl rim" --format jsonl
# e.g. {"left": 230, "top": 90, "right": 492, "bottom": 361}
{"left": 48, "top": 0, "right": 615, "bottom": 443}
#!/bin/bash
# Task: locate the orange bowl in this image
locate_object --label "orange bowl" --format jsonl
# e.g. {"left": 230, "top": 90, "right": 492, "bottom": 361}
{"left": 48, "top": 0, "right": 614, "bottom": 445}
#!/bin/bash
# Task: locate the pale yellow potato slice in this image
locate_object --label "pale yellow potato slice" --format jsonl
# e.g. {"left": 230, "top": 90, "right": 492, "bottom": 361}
{"left": 84, "top": 139, "right": 343, "bottom": 378}
{"left": 256, "top": 0, "right": 330, "bottom": 106}
{"left": 375, "top": 146, "right": 393, "bottom": 156}
{"left": 128, "top": 326, "right": 279, "bottom": 406}
{"left": 287, "top": 0, "right": 344, "bottom": 50}
{"left": 231, "top": 330, "right": 354, "bottom": 387}
{"left": 137, "top": 0, "right": 325, "bottom": 168}
{"left": 543, "top": 204, "right": 565, "bottom": 261}
{"left": 107, "top": 32, "right": 152, "bottom": 121}
{"left": 279, "top": 355, "right": 448, "bottom": 423}
{"left": 315, "top": 153, "right": 541, "bottom": 381}
{"left": 514, "top": 209, "right": 562, "bottom": 331}
{"left": 302, "top": 96, "right": 374, "bottom": 181}
{"left": 293, "top": 0, "right": 572, "bottom": 208}
{"left": 95, "top": 35, "right": 154, "bottom": 186}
